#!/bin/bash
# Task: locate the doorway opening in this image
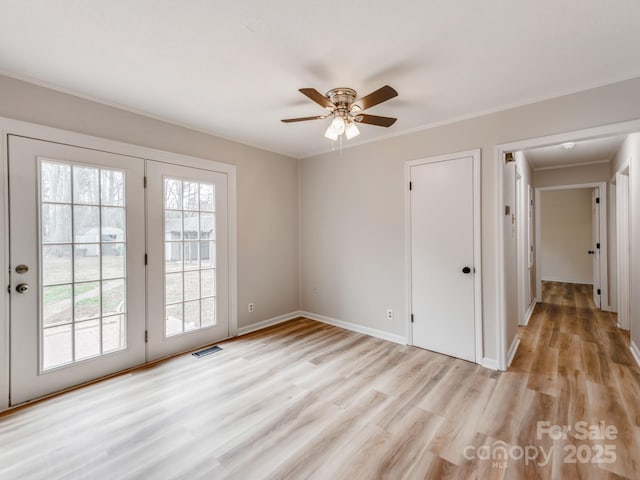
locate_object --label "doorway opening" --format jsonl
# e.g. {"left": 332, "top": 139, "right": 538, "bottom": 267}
{"left": 496, "top": 119, "right": 640, "bottom": 370}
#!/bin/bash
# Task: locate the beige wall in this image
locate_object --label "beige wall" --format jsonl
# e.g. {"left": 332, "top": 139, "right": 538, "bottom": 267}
{"left": 533, "top": 162, "right": 611, "bottom": 188}
{"left": 540, "top": 189, "right": 594, "bottom": 284}
{"left": 0, "top": 75, "right": 300, "bottom": 329}
{"left": 533, "top": 161, "right": 616, "bottom": 308}
{"left": 3, "top": 72, "right": 640, "bottom": 367}
{"left": 301, "top": 77, "right": 640, "bottom": 364}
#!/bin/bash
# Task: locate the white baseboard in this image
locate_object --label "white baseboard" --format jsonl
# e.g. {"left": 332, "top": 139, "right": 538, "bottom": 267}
{"left": 523, "top": 300, "right": 536, "bottom": 327}
{"left": 237, "top": 311, "right": 303, "bottom": 336}
{"left": 630, "top": 341, "right": 640, "bottom": 369}
{"left": 482, "top": 358, "right": 499, "bottom": 370}
{"left": 541, "top": 276, "right": 593, "bottom": 285}
{"left": 299, "top": 311, "right": 407, "bottom": 345}
{"left": 507, "top": 336, "right": 521, "bottom": 368}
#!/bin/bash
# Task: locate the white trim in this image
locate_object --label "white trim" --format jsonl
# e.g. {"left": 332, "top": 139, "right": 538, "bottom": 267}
{"left": 535, "top": 182, "right": 606, "bottom": 192}
{"left": 237, "top": 311, "right": 302, "bottom": 336}
{"left": 0, "top": 128, "right": 8, "bottom": 410}
{"left": 405, "top": 149, "right": 483, "bottom": 365}
{"left": 0, "top": 116, "right": 239, "bottom": 409}
{"left": 497, "top": 120, "right": 640, "bottom": 154}
{"left": 227, "top": 168, "right": 238, "bottom": 338}
{"left": 515, "top": 164, "right": 526, "bottom": 328}
{"left": 482, "top": 358, "right": 499, "bottom": 370}
{"left": 631, "top": 341, "right": 640, "bottom": 369}
{"left": 534, "top": 182, "right": 608, "bottom": 308}
{"left": 496, "top": 147, "right": 507, "bottom": 371}
{"left": 523, "top": 299, "right": 537, "bottom": 327}
{"left": 0, "top": 116, "right": 237, "bottom": 174}
{"left": 616, "top": 172, "right": 630, "bottom": 330}
{"left": 532, "top": 159, "right": 610, "bottom": 172}
{"left": 534, "top": 188, "right": 542, "bottom": 300}
{"left": 404, "top": 157, "right": 413, "bottom": 346}
{"left": 297, "top": 159, "right": 303, "bottom": 311}
{"left": 300, "top": 311, "right": 407, "bottom": 345}
{"left": 506, "top": 336, "right": 521, "bottom": 368}
{"left": 495, "top": 119, "right": 640, "bottom": 371}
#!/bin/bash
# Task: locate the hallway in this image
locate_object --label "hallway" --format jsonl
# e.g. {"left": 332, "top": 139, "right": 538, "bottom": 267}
{"left": 508, "top": 281, "right": 640, "bottom": 478}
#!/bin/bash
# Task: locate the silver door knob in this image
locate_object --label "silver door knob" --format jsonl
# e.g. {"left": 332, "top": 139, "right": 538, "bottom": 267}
{"left": 15, "top": 283, "right": 30, "bottom": 294}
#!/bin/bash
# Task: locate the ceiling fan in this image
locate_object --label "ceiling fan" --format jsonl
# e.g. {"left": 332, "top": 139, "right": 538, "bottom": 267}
{"left": 281, "top": 85, "right": 398, "bottom": 140}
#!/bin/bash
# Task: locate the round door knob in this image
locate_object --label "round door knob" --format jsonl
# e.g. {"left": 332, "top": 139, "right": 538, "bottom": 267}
{"left": 15, "top": 283, "right": 30, "bottom": 294}
{"left": 588, "top": 250, "right": 595, "bottom": 255}
{"left": 462, "top": 266, "right": 472, "bottom": 274}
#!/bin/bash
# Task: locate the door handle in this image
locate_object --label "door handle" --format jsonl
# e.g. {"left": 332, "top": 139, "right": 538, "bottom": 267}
{"left": 588, "top": 250, "right": 595, "bottom": 255}
{"left": 462, "top": 266, "right": 472, "bottom": 274}
{"left": 15, "top": 264, "right": 29, "bottom": 274}
{"left": 15, "top": 283, "right": 30, "bottom": 294}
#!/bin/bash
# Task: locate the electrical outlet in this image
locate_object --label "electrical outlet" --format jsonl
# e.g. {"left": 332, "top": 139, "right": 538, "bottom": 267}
{"left": 248, "top": 303, "right": 254, "bottom": 313}
{"left": 386, "top": 309, "right": 393, "bottom": 320}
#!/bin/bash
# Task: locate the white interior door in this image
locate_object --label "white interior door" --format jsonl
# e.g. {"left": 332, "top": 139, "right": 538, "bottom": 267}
{"left": 592, "top": 188, "right": 601, "bottom": 308}
{"left": 616, "top": 172, "right": 630, "bottom": 329}
{"left": 528, "top": 185, "right": 535, "bottom": 303}
{"left": 146, "top": 161, "right": 229, "bottom": 361}
{"left": 9, "top": 136, "right": 146, "bottom": 405}
{"left": 410, "top": 155, "right": 476, "bottom": 362}
{"left": 516, "top": 169, "right": 526, "bottom": 326}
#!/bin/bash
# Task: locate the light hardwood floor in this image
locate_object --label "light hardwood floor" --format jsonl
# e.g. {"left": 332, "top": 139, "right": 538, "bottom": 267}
{"left": 1, "top": 281, "right": 638, "bottom": 479}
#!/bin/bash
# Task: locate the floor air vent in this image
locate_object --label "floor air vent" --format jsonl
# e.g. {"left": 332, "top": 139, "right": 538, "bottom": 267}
{"left": 192, "top": 346, "right": 222, "bottom": 358}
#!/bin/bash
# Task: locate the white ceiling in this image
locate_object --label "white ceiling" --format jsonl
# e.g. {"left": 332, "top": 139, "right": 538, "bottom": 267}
{"left": 1, "top": 1, "right": 640, "bottom": 158}
{"left": 524, "top": 136, "right": 626, "bottom": 170}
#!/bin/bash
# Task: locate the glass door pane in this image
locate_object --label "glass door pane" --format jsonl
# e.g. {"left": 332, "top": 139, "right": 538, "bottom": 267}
{"left": 163, "top": 178, "right": 216, "bottom": 336}
{"left": 40, "top": 161, "right": 127, "bottom": 370}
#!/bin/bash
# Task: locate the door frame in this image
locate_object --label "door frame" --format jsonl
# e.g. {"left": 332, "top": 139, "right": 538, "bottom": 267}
{"left": 0, "top": 116, "right": 238, "bottom": 411}
{"left": 404, "top": 149, "right": 483, "bottom": 365}
{"left": 515, "top": 166, "right": 525, "bottom": 326}
{"left": 533, "top": 182, "right": 608, "bottom": 304}
{"left": 614, "top": 167, "right": 630, "bottom": 330}
{"left": 495, "top": 118, "right": 640, "bottom": 371}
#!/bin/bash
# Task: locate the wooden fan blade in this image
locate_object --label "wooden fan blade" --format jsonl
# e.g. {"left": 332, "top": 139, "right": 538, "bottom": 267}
{"left": 299, "top": 88, "right": 335, "bottom": 109}
{"left": 281, "top": 115, "right": 327, "bottom": 123}
{"left": 353, "top": 114, "right": 397, "bottom": 127}
{"left": 353, "top": 85, "right": 398, "bottom": 111}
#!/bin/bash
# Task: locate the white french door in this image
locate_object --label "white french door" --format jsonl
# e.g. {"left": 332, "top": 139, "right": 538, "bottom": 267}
{"left": 146, "top": 161, "right": 229, "bottom": 361}
{"left": 9, "top": 136, "right": 146, "bottom": 405}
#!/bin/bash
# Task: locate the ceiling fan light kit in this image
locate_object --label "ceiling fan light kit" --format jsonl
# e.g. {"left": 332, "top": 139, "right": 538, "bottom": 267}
{"left": 344, "top": 121, "right": 360, "bottom": 140}
{"left": 282, "top": 85, "right": 398, "bottom": 142}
